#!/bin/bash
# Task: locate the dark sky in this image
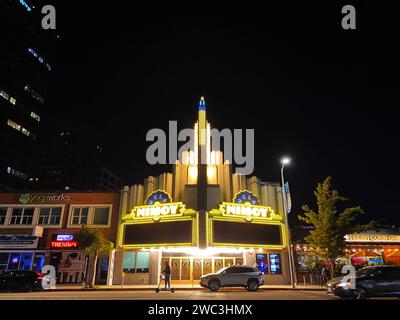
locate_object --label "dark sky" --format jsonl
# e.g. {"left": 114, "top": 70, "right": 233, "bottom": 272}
{"left": 43, "top": 1, "right": 399, "bottom": 226}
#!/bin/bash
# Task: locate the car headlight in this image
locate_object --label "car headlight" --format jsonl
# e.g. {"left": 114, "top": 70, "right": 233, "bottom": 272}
{"left": 336, "top": 280, "right": 351, "bottom": 288}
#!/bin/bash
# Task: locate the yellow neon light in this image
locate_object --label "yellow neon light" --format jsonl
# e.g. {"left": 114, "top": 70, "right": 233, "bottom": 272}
{"left": 123, "top": 202, "right": 186, "bottom": 222}
{"left": 218, "top": 202, "right": 277, "bottom": 221}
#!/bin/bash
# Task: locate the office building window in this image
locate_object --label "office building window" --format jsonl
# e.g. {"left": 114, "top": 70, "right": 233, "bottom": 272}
{"left": 0, "top": 208, "right": 7, "bottom": 225}
{"left": 38, "top": 207, "right": 62, "bottom": 225}
{"left": 9, "top": 97, "right": 16, "bottom": 105}
{"left": 21, "top": 128, "right": 31, "bottom": 137}
{"left": 7, "top": 119, "right": 21, "bottom": 131}
{"left": 9, "top": 208, "right": 34, "bottom": 225}
{"left": 27, "top": 48, "right": 52, "bottom": 71}
{"left": 0, "top": 90, "right": 10, "bottom": 100}
{"left": 71, "top": 207, "right": 89, "bottom": 225}
{"left": 30, "top": 111, "right": 41, "bottom": 122}
{"left": 92, "top": 207, "right": 110, "bottom": 225}
{"left": 6, "top": 167, "right": 27, "bottom": 180}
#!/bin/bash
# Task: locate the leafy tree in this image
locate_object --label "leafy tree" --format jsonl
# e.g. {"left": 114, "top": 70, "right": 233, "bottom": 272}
{"left": 298, "top": 177, "right": 375, "bottom": 278}
{"left": 74, "top": 225, "right": 113, "bottom": 288}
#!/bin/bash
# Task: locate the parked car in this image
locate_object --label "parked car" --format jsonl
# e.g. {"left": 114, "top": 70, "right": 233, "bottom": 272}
{"left": 200, "top": 265, "right": 264, "bottom": 292}
{"left": 333, "top": 266, "right": 400, "bottom": 299}
{"left": 0, "top": 270, "right": 46, "bottom": 292}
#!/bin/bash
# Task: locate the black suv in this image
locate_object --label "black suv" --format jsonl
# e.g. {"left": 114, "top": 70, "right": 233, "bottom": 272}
{"left": 333, "top": 266, "right": 400, "bottom": 299}
{"left": 0, "top": 270, "right": 45, "bottom": 292}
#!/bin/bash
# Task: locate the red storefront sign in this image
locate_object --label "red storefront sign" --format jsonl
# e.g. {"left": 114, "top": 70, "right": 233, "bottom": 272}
{"left": 50, "top": 241, "right": 78, "bottom": 248}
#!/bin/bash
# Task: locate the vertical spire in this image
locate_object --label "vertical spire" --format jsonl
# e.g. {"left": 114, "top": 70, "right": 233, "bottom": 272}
{"left": 198, "top": 96, "right": 207, "bottom": 146}
{"left": 198, "top": 96, "right": 206, "bottom": 111}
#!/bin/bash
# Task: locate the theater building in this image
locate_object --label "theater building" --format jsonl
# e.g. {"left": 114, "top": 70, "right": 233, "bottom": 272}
{"left": 109, "top": 97, "right": 291, "bottom": 285}
{"left": 0, "top": 191, "right": 120, "bottom": 284}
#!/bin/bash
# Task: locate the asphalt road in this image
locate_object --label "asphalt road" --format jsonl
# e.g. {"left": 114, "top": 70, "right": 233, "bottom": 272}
{"left": 0, "top": 289, "right": 338, "bottom": 300}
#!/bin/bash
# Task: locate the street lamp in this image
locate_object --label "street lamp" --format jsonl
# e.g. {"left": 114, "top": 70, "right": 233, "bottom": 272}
{"left": 280, "top": 157, "right": 296, "bottom": 288}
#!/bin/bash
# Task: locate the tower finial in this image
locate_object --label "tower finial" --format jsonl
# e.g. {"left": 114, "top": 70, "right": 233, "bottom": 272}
{"left": 198, "top": 96, "right": 206, "bottom": 111}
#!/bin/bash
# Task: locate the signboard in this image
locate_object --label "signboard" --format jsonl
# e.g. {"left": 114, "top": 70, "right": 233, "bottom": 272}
{"left": 51, "top": 234, "right": 78, "bottom": 248}
{"left": 19, "top": 193, "right": 70, "bottom": 204}
{"left": 127, "top": 202, "right": 186, "bottom": 221}
{"left": 0, "top": 235, "right": 39, "bottom": 249}
{"left": 56, "top": 234, "right": 74, "bottom": 241}
{"left": 345, "top": 234, "right": 400, "bottom": 243}
{"left": 284, "top": 182, "right": 292, "bottom": 214}
{"left": 32, "top": 225, "right": 44, "bottom": 237}
{"left": 218, "top": 202, "right": 275, "bottom": 221}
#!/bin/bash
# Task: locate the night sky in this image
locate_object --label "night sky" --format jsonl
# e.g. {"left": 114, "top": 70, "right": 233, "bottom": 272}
{"left": 43, "top": 1, "right": 399, "bottom": 226}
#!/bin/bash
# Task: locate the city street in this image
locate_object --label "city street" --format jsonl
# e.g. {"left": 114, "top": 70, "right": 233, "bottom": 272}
{"left": 0, "top": 289, "right": 339, "bottom": 300}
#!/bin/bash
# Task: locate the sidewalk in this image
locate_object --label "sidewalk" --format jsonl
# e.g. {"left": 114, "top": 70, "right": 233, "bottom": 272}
{"left": 52, "top": 284, "right": 326, "bottom": 291}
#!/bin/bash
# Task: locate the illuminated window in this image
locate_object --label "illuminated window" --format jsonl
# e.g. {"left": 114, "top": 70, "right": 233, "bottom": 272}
{"left": 123, "top": 252, "right": 136, "bottom": 273}
{"left": 21, "top": 128, "right": 31, "bottom": 136}
{"left": 6, "top": 167, "right": 27, "bottom": 180}
{"left": 18, "top": 0, "right": 32, "bottom": 12}
{"left": 9, "top": 97, "right": 16, "bottom": 105}
{"left": 38, "top": 207, "right": 62, "bottom": 225}
{"left": 0, "top": 90, "right": 10, "bottom": 100}
{"left": 9, "top": 207, "right": 34, "bottom": 225}
{"left": 27, "top": 48, "right": 52, "bottom": 71}
{"left": 30, "top": 111, "right": 40, "bottom": 122}
{"left": 188, "top": 165, "right": 198, "bottom": 184}
{"left": 7, "top": 119, "right": 21, "bottom": 131}
{"left": 269, "top": 253, "right": 282, "bottom": 275}
{"left": 207, "top": 165, "right": 218, "bottom": 184}
{"left": 25, "top": 85, "right": 44, "bottom": 104}
{"left": 123, "top": 252, "right": 150, "bottom": 273}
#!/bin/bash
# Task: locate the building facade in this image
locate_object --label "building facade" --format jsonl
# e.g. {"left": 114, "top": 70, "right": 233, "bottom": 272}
{"left": 0, "top": 191, "right": 120, "bottom": 284}
{"left": 0, "top": 0, "right": 56, "bottom": 190}
{"left": 29, "top": 130, "right": 123, "bottom": 191}
{"left": 109, "top": 97, "right": 292, "bottom": 285}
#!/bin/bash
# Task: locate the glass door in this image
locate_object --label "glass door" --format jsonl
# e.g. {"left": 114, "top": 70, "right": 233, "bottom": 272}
{"left": 171, "top": 258, "right": 181, "bottom": 281}
{"left": 214, "top": 258, "right": 224, "bottom": 273}
{"left": 193, "top": 258, "right": 202, "bottom": 280}
{"left": 224, "top": 258, "right": 234, "bottom": 267}
{"left": 181, "top": 258, "right": 190, "bottom": 280}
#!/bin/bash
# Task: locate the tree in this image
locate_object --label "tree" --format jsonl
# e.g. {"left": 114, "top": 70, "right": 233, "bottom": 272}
{"left": 298, "top": 177, "right": 375, "bottom": 278}
{"left": 74, "top": 225, "right": 113, "bottom": 288}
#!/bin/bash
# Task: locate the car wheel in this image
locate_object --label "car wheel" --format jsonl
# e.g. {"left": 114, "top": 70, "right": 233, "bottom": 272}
{"left": 353, "top": 287, "right": 367, "bottom": 300}
{"left": 208, "top": 279, "right": 220, "bottom": 292}
{"left": 247, "top": 280, "right": 259, "bottom": 292}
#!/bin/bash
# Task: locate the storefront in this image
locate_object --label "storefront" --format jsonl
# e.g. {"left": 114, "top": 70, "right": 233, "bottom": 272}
{"left": 109, "top": 98, "right": 292, "bottom": 285}
{"left": 294, "top": 228, "right": 400, "bottom": 282}
{"left": 0, "top": 191, "right": 120, "bottom": 284}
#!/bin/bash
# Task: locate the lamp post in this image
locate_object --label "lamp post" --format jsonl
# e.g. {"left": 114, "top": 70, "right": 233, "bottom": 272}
{"left": 281, "top": 157, "right": 296, "bottom": 288}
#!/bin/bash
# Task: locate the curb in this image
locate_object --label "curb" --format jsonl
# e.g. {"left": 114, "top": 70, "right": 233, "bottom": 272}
{"left": 48, "top": 287, "right": 326, "bottom": 292}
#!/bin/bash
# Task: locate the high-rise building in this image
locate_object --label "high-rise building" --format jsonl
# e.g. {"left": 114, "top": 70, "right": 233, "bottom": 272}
{"left": 29, "top": 130, "right": 123, "bottom": 191}
{"left": 0, "top": 0, "right": 56, "bottom": 190}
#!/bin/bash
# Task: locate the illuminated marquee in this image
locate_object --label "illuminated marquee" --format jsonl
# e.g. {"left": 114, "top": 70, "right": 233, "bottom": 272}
{"left": 345, "top": 234, "right": 400, "bottom": 243}
{"left": 219, "top": 202, "right": 275, "bottom": 221}
{"left": 128, "top": 202, "right": 186, "bottom": 221}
